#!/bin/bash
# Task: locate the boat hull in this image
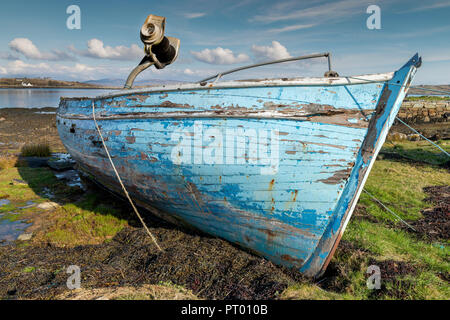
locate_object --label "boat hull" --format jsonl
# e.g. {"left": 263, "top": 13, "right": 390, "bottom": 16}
{"left": 57, "top": 54, "right": 420, "bottom": 277}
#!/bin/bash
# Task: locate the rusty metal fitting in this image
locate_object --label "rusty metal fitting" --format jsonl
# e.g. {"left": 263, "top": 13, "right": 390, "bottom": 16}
{"left": 140, "top": 14, "right": 166, "bottom": 46}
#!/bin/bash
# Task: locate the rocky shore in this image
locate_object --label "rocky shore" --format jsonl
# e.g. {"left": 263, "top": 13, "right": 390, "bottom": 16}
{"left": 398, "top": 100, "right": 449, "bottom": 124}
{"left": 392, "top": 98, "right": 450, "bottom": 140}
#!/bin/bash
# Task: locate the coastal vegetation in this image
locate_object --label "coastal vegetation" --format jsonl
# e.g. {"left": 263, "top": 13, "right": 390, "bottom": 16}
{"left": 20, "top": 143, "right": 51, "bottom": 157}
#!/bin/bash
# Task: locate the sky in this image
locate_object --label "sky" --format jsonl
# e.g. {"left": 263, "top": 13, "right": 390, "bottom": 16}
{"left": 0, "top": 0, "right": 449, "bottom": 84}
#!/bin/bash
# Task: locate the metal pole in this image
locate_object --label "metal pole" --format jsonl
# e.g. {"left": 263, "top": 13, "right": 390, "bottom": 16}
{"left": 327, "top": 53, "right": 332, "bottom": 73}
{"left": 199, "top": 52, "right": 331, "bottom": 83}
{"left": 124, "top": 56, "right": 155, "bottom": 89}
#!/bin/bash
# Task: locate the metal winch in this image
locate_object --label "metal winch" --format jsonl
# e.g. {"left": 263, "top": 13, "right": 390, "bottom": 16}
{"left": 124, "top": 14, "right": 180, "bottom": 89}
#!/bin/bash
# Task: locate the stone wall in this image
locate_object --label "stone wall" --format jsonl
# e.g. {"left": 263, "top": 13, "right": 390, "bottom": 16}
{"left": 397, "top": 100, "right": 449, "bottom": 124}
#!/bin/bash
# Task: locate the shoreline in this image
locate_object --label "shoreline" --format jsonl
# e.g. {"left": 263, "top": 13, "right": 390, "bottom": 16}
{"left": 0, "top": 86, "right": 120, "bottom": 90}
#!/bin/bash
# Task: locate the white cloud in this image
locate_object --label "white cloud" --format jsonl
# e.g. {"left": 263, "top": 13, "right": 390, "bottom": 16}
{"left": 400, "top": 1, "right": 450, "bottom": 13}
{"left": 184, "top": 12, "right": 206, "bottom": 19}
{"left": 268, "top": 24, "right": 315, "bottom": 34}
{"left": 0, "top": 59, "right": 119, "bottom": 80}
{"left": 251, "top": 41, "right": 292, "bottom": 61}
{"left": 0, "top": 59, "right": 213, "bottom": 82}
{"left": 250, "top": 0, "right": 369, "bottom": 24}
{"left": 9, "top": 38, "right": 75, "bottom": 61}
{"left": 71, "top": 39, "right": 143, "bottom": 61}
{"left": 191, "top": 47, "right": 250, "bottom": 64}
{"left": 5, "top": 60, "right": 48, "bottom": 74}
{"left": 9, "top": 38, "right": 41, "bottom": 59}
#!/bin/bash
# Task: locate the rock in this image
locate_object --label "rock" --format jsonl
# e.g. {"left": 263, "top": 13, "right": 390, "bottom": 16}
{"left": 17, "top": 233, "right": 33, "bottom": 241}
{"left": 407, "top": 134, "right": 421, "bottom": 141}
{"left": 37, "top": 201, "right": 60, "bottom": 210}
{"left": 11, "top": 179, "right": 27, "bottom": 186}
{"left": 47, "top": 153, "right": 76, "bottom": 171}
{"left": 389, "top": 132, "right": 407, "bottom": 141}
{"left": 48, "top": 159, "right": 75, "bottom": 171}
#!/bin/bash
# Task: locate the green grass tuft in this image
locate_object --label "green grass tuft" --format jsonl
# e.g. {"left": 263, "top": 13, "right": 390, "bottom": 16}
{"left": 405, "top": 95, "right": 449, "bottom": 101}
{"left": 20, "top": 144, "right": 51, "bottom": 157}
{"left": 22, "top": 266, "right": 36, "bottom": 273}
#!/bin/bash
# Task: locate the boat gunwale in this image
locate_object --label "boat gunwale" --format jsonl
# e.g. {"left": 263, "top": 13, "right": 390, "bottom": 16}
{"left": 59, "top": 72, "right": 394, "bottom": 102}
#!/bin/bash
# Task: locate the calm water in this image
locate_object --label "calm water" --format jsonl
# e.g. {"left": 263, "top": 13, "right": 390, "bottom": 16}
{"left": 0, "top": 199, "right": 31, "bottom": 244}
{"left": 0, "top": 88, "right": 117, "bottom": 109}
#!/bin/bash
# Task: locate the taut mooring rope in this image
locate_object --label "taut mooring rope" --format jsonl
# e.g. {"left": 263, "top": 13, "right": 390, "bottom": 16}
{"left": 341, "top": 77, "right": 448, "bottom": 232}
{"left": 395, "top": 117, "right": 449, "bottom": 157}
{"left": 344, "top": 76, "right": 450, "bottom": 157}
{"left": 362, "top": 189, "right": 416, "bottom": 231}
{"left": 91, "top": 102, "right": 163, "bottom": 252}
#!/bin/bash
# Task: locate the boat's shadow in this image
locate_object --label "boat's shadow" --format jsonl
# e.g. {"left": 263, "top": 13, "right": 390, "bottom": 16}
{"left": 378, "top": 145, "right": 450, "bottom": 168}
{"left": 16, "top": 156, "right": 219, "bottom": 239}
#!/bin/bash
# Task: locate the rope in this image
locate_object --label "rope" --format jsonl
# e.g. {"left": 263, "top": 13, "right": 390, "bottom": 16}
{"left": 395, "top": 117, "right": 450, "bottom": 157}
{"left": 344, "top": 75, "right": 450, "bottom": 96}
{"left": 344, "top": 75, "right": 449, "bottom": 233}
{"left": 344, "top": 75, "right": 450, "bottom": 157}
{"left": 91, "top": 102, "right": 163, "bottom": 252}
{"left": 363, "top": 189, "right": 416, "bottom": 231}
{"left": 403, "top": 86, "right": 450, "bottom": 96}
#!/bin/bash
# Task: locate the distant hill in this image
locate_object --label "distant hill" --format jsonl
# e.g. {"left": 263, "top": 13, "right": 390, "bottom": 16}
{"left": 0, "top": 77, "right": 113, "bottom": 89}
{"left": 409, "top": 85, "right": 450, "bottom": 96}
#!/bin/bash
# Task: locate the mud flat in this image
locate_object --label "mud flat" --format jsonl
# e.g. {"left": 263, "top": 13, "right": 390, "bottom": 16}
{"left": 0, "top": 108, "right": 64, "bottom": 153}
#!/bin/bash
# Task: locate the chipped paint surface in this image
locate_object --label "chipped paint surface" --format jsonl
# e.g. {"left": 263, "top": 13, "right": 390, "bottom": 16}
{"left": 56, "top": 56, "right": 419, "bottom": 277}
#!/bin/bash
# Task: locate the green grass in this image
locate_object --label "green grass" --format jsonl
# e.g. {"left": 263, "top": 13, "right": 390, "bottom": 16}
{"left": 20, "top": 144, "right": 51, "bottom": 157}
{"left": 0, "top": 167, "right": 62, "bottom": 201}
{"left": 0, "top": 154, "right": 28, "bottom": 170}
{"left": 360, "top": 158, "right": 449, "bottom": 222}
{"left": 405, "top": 95, "right": 449, "bottom": 102}
{"left": 280, "top": 283, "right": 351, "bottom": 300}
{"left": 339, "top": 220, "right": 449, "bottom": 299}
{"left": 283, "top": 140, "right": 449, "bottom": 300}
{"left": 45, "top": 198, "right": 128, "bottom": 246}
{"left": 0, "top": 166, "right": 128, "bottom": 246}
{"left": 22, "top": 266, "right": 36, "bottom": 273}
{"left": 381, "top": 139, "right": 450, "bottom": 166}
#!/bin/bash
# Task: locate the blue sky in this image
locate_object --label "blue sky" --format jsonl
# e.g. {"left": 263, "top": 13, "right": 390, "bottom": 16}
{"left": 0, "top": 0, "right": 449, "bottom": 84}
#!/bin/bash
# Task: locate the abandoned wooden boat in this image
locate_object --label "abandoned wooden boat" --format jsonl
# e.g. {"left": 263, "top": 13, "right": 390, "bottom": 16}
{"left": 56, "top": 14, "right": 421, "bottom": 277}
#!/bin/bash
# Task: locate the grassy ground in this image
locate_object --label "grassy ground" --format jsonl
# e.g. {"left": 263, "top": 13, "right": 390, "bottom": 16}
{"left": 0, "top": 138, "right": 448, "bottom": 300}
{"left": 380, "top": 139, "right": 449, "bottom": 166}
{"left": 0, "top": 165, "right": 129, "bottom": 247}
{"left": 405, "top": 95, "right": 449, "bottom": 102}
{"left": 283, "top": 138, "right": 449, "bottom": 300}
